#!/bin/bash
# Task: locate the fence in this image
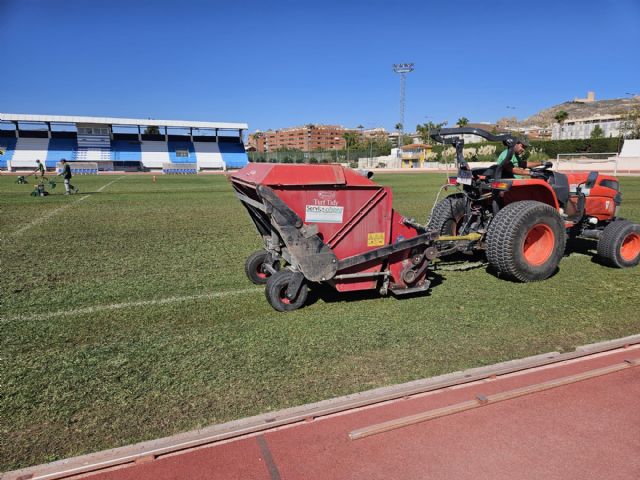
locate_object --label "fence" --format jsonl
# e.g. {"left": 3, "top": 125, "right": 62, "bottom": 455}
{"left": 248, "top": 148, "right": 388, "bottom": 166}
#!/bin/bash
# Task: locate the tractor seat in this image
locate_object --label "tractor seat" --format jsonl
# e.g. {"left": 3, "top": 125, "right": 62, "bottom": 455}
{"left": 475, "top": 164, "right": 514, "bottom": 179}
{"left": 547, "top": 171, "right": 570, "bottom": 207}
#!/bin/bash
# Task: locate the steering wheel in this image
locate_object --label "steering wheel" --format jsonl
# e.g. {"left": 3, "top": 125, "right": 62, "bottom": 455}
{"left": 531, "top": 161, "right": 553, "bottom": 171}
{"left": 529, "top": 161, "right": 553, "bottom": 179}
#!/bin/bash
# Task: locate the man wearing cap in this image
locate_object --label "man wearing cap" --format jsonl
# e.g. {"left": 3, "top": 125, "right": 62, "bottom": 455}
{"left": 495, "top": 140, "right": 541, "bottom": 178}
{"left": 57, "top": 159, "right": 79, "bottom": 195}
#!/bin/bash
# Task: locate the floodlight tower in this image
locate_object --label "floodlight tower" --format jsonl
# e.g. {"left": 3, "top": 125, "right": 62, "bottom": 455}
{"left": 393, "top": 63, "right": 414, "bottom": 151}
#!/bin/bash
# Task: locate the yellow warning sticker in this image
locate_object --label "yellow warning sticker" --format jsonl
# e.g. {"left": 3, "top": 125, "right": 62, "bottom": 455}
{"left": 367, "top": 232, "right": 385, "bottom": 247}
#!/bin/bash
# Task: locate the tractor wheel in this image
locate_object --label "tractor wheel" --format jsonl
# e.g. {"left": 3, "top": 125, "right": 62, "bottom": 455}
{"left": 245, "top": 250, "right": 279, "bottom": 285}
{"left": 486, "top": 201, "right": 566, "bottom": 282}
{"left": 265, "top": 270, "right": 308, "bottom": 312}
{"left": 428, "top": 195, "right": 466, "bottom": 251}
{"left": 428, "top": 195, "right": 466, "bottom": 235}
{"left": 597, "top": 221, "right": 640, "bottom": 268}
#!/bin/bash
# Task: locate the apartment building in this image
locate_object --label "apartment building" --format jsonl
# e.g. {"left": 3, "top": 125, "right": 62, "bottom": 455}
{"left": 551, "top": 114, "right": 623, "bottom": 140}
{"left": 249, "top": 125, "right": 348, "bottom": 152}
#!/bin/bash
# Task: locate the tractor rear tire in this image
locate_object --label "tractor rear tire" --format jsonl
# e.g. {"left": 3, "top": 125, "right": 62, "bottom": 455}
{"left": 245, "top": 250, "right": 279, "bottom": 285}
{"left": 428, "top": 195, "right": 466, "bottom": 235}
{"left": 597, "top": 221, "right": 640, "bottom": 268}
{"left": 265, "top": 270, "right": 308, "bottom": 312}
{"left": 486, "top": 201, "right": 566, "bottom": 282}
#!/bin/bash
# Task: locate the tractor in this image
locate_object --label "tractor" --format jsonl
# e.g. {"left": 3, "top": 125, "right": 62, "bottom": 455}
{"left": 428, "top": 127, "right": 640, "bottom": 282}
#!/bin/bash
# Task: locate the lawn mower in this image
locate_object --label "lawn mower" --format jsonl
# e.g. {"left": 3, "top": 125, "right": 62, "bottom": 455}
{"left": 230, "top": 130, "right": 639, "bottom": 311}
{"left": 29, "top": 176, "right": 56, "bottom": 197}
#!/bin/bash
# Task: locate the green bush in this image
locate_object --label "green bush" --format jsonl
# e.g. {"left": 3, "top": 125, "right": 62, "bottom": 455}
{"left": 530, "top": 138, "right": 621, "bottom": 158}
{"left": 429, "top": 138, "right": 623, "bottom": 163}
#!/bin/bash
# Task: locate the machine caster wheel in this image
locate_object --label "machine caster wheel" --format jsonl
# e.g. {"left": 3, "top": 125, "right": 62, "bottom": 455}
{"left": 245, "top": 250, "right": 279, "bottom": 285}
{"left": 265, "top": 270, "right": 308, "bottom": 312}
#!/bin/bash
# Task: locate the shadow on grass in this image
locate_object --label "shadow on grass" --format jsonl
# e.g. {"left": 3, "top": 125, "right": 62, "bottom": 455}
{"left": 566, "top": 236, "right": 603, "bottom": 265}
{"left": 306, "top": 271, "right": 445, "bottom": 307}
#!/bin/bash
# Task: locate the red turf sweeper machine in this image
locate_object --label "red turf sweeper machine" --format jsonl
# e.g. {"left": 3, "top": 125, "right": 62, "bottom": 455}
{"left": 229, "top": 128, "right": 640, "bottom": 312}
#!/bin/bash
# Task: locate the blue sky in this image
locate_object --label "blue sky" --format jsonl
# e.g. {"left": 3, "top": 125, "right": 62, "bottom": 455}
{"left": 1, "top": 0, "right": 638, "bottom": 133}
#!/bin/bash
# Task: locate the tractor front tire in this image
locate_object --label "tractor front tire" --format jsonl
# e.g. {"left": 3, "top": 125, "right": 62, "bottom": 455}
{"left": 245, "top": 250, "right": 279, "bottom": 285}
{"left": 486, "top": 201, "right": 566, "bottom": 282}
{"left": 265, "top": 270, "right": 308, "bottom": 312}
{"left": 597, "top": 221, "right": 640, "bottom": 268}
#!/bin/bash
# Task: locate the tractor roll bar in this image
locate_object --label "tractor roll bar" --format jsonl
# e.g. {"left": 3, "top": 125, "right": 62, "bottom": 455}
{"left": 429, "top": 127, "right": 520, "bottom": 169}
{"left": 429, "top": 127, "right": 517, "bottom": 147}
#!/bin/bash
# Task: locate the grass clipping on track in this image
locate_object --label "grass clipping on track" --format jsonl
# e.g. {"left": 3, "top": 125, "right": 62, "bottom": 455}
{"left": 1, "top": 173, "right": 639, "bottom": 471}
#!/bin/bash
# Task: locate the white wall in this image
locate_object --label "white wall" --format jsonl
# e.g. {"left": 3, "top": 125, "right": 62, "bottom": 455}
{"left": 194, "top": 142, "right": 224, "bottom": 169}
{"left": 10, "top": 138, "right": 50, "bottom": 167}
{"left": 140, "top": 141, "right": 170, "bottom": 168}
{"left": 620, "top": 139, "right": 640, "bottom": 157}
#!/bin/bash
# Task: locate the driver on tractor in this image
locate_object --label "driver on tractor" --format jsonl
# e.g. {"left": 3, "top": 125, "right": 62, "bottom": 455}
{"left": 496, "top": 140, "right": 542, "bottom": 178}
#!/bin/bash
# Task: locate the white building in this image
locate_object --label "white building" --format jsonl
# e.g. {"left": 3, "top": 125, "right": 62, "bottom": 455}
{"left": 552, "top": 114, "right": 622, "bottom": 140}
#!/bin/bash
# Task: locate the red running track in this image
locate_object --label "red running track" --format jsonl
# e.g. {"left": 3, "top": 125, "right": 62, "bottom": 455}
{"left": 74, "top": 347, "right": 640, "bottom": 480}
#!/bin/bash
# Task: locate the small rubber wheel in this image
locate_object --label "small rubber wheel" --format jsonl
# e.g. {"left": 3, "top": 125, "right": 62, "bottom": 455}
{"left": 245, "top": 251, "right": 279, "bottom": 285}
{"left": 265, "top": 270, "right": 308, "bottom": 312}
{"left": 597, "top": 221, "right": 640, "bottom": 268}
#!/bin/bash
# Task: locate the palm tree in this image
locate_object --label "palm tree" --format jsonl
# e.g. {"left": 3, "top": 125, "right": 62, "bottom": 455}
{"left": 343, "top": 131, "right": 359, "bottom": 163}
{"left": 554, "top": 111, "right": 569, "bottom": 139}
{"left": 456, "top": 117, "right": 469, "bottom": 127}
{"left": 416, "top": 121, "right": 447, "bottom": 145}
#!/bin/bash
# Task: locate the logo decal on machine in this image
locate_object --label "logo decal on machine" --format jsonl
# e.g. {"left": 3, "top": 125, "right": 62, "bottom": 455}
{"left": 367, "top": 232, "right": 385, "bottom": 247}
{"left": 305, "top": 205, "right": 344, "bottom": 223}
{"left": 317, "top": 191, "right": 336, "bottom": 201}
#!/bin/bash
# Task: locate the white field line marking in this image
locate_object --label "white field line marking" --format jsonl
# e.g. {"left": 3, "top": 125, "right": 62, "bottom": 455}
{"left": 3, "top": 287, "right": 262, "bottom": 323}
{"left": 8, "top": 176, "right": 125, "bottom": 238}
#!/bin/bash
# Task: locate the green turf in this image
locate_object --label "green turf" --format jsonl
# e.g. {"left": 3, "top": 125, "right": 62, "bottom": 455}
{"left": 1, "top": 172, "right": 639, "bottom": 470}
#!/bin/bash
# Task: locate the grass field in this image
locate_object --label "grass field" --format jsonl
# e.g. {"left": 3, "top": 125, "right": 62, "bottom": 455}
{"left": 2, "top": 172, "right": 639, "bottom": 471}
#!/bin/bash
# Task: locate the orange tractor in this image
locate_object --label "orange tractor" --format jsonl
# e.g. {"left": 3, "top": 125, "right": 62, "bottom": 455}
{"left": 428, "top": 127, "right": 640, "bottom": 281}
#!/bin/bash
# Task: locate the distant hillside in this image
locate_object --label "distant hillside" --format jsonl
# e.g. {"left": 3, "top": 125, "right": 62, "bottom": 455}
{"left": 521, "top": 97, "right": 640, "bottom": 127}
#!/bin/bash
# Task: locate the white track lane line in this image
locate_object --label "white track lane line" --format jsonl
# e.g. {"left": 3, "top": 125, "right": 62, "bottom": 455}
{"left": 8, "top": 176, "right": 125, "bottom": 238}
{"left": 3, "top": 287, "right": 262, "bottom": 323}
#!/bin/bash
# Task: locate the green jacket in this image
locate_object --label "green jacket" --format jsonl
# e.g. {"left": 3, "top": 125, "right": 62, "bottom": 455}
{"left": 496, "top": 149, "right": 525, "bottom": 178}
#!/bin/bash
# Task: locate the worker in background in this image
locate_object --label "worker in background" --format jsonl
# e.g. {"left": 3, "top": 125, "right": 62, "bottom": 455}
{"left": 33, "top": 159, "right": 46, "bottom": 178}
{"left": 58, "top": 159, "right": 79, "bottom": 195}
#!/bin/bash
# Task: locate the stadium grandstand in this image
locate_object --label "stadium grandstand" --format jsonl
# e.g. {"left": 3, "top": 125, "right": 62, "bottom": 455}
{"left": 0, "top": 113, "right": 249, "bottom": 172}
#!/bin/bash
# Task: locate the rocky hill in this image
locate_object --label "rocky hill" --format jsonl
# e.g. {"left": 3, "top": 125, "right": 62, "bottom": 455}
{"left": 521, "top": 96, "right": 640, "bottom": 127}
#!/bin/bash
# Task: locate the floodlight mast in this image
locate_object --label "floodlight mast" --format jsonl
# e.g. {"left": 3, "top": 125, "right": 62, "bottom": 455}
{"left": 393, "top": 63, "right": 414, "bottom": 152}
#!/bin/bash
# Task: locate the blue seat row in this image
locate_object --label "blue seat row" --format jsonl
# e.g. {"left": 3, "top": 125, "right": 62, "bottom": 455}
{"left": 163, "top": 168, "right": 197, "bottom": 174}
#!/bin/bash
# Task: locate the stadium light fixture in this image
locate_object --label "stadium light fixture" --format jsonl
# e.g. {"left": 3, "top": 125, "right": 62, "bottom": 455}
{"left": 393, "top": 63, "right": 414, "bottom": 74}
